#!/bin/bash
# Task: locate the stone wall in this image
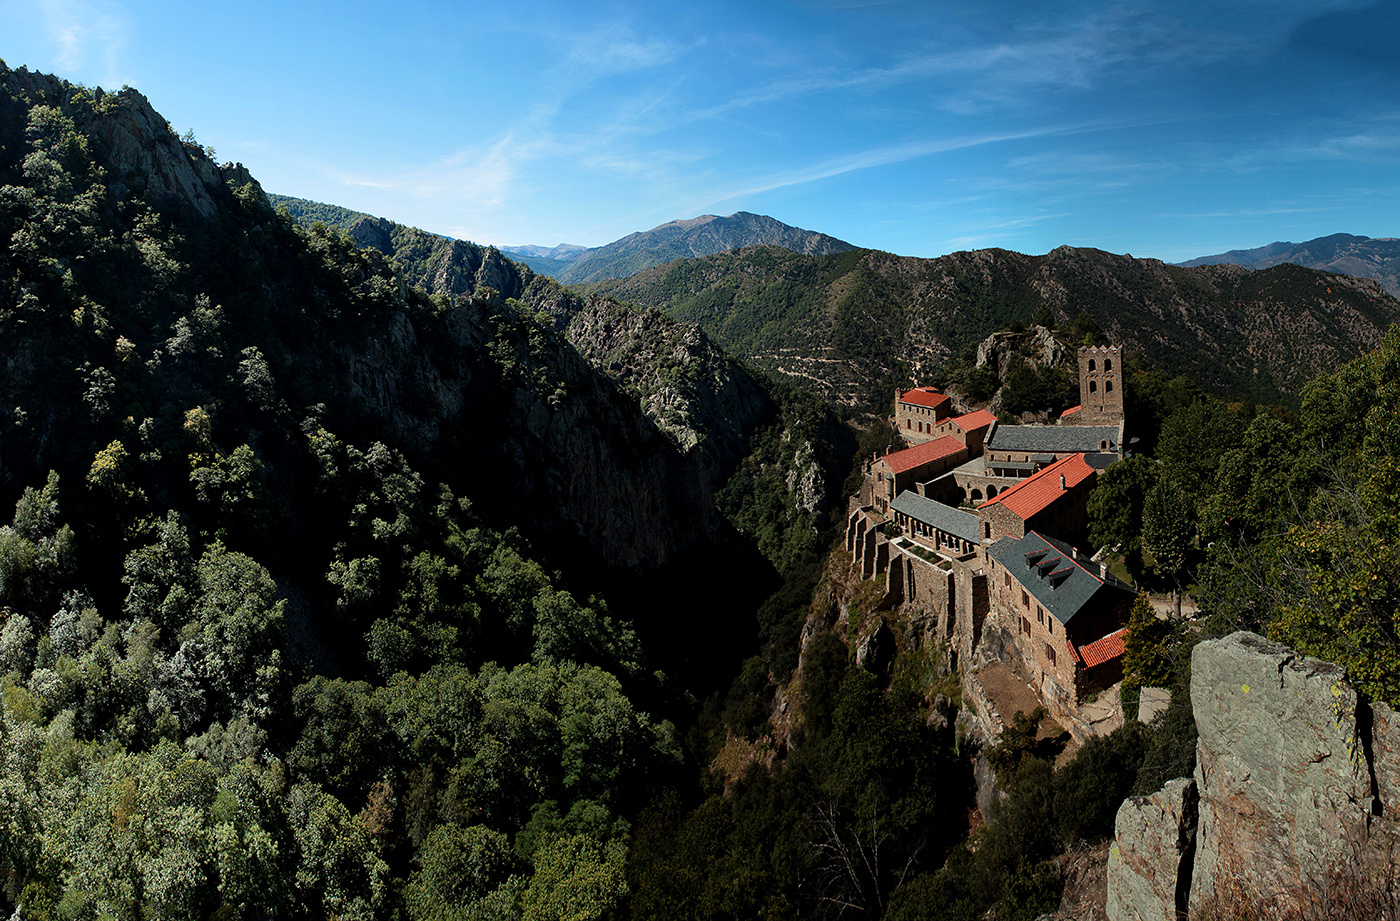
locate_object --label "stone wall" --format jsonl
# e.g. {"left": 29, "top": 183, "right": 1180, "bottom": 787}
{"left": 1107, "top": 632, "right": 1400, "bottom": 920}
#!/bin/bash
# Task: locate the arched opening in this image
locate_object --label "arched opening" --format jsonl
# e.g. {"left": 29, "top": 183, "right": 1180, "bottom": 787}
{"left": 1106, "top": 380, "right": 1114, "bottom": 393}
{"left": 1088, "top": 359, "right": 1097, "bottom": 371}
{"left": 1105, "top": 358, "right": 1113, "bottom": 371}
{"left": 1089, "top": 380, "right": 1098, "bottom": 394}
{"left": 971, "top": 489, "right": 983, "bottom": 502}
{"left": 987, "top": 485, "right": 998, "bottom": 498}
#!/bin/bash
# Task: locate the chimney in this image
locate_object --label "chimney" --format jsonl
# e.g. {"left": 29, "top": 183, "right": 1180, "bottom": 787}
{"left": 1059, "top": 475, "right": 1066, "bottom": 490}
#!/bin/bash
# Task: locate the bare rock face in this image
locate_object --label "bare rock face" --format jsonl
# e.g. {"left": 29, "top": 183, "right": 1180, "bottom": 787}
{"left": 974, "top": 324, "right": 1070, "bottom": 379}
{"left": 1107, "top": 632, "right": 1400, "bottom": 920}
{"left": 1187, "top": 632, "right": 1387, "bottom": 915}
{"left": 1105, "top": 778, "right": 1197, "bottom": 921}
{"left": 1, "top": 62, "right": 266, "bottom": 218}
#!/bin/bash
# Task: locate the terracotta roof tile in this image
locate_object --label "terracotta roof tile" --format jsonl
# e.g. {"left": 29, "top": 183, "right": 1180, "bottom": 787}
{"left": 899, "top": 387, "right": 950, "bottom": 409}
{"left": 951, "top": 409, "right": 996, "bottom": 432}
{"left": 1060, "top": 405, "right": 1082, "bottom": 418}
{"left": 1076, "top": 627, "right": 1127, "bottom": 668}
{"left": 882, "top": 435, "right": 965, "bottom": 474}
{"left": 977, "top": 453, "right": 1094, "bottom": 520}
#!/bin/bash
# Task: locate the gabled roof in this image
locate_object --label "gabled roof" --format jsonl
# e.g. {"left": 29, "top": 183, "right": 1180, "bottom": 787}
{"left": 987, "top": 530, "right": 1132, "bottom": 625}
{"left": 950, "top": 409, "right": 996, "bottom": 433}
{"left": 1075, "top": 627, "right": 1128, "bottom": 668}
{"left": 881, "top": 435, "right": 965, "bottom": 475}
{"left": 890, "top": 491, "right": 980, "bottom": 544}
{"left": 978, "top": 453, "right": 1093, "bottom": 520}
{"left": 986, "top": 424, "right": 1119, "bottom": 454}
{"left": 899, "top": 387, "right": 950, "bottom": 409}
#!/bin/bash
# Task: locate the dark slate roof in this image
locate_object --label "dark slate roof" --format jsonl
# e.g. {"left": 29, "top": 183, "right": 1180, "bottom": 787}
{"left": 987, "top": 531, "right": 1132, "bottom": 625}
{"left": 986, "top": 424, "right": 1120, "bottom": 454}
{"left": 890, "top": 491, "right": 980, "bottom": 544}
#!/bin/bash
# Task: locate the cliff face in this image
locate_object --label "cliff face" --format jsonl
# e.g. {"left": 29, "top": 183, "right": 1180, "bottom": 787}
{"left": 0, "top": 60, "right": 730, "bottom": 575}
{"left": 1, "top": 62, "right": 262, "bottom": 218}
{"left": 1107, "top": 632, "right": 1400, "bottom": 920}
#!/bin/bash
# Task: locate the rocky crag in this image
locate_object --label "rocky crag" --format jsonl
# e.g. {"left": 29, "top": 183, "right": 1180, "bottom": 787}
{"left": 1107, "top": 632, "right": 1400, "bottom": 920}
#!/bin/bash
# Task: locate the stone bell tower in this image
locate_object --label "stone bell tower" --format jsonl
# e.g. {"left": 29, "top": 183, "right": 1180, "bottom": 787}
{"left": 1076, "top": 345, "right": 1124, "bottom": 426}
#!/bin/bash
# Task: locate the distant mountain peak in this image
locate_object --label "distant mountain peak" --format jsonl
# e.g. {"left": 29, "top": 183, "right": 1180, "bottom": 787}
{"left": 1178, "top": 232, "right": 1400, "bottom": 298}
{"left": 506, "top": 211, "right": 856, "bottom": 284}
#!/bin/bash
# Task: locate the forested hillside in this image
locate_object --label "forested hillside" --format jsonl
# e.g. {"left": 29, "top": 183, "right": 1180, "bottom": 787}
{"left": 588, "top": 243, "right": 1400, "bottom": 409}
{"left": 0, "top": 61, "right": 861, "bottom": 919}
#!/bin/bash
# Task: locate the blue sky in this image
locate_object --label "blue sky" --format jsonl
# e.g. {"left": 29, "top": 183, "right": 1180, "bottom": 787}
{"left": 3, "top": 0, "right": 1399, "bottom": 261}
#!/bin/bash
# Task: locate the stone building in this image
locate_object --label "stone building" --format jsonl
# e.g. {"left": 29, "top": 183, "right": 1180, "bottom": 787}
{"left": 986, "top": 531, "right": 1134, "bottom": 726}
{"left": 849, "top": 336, "right": 1136, "bottom": 738}
{"left": 975, "top": 453, "right": 1097, "bottom": 547}
{"left": 889, "top": 491, "right": 980, "bottom": 558}
{"left": 863, "top": 434, "right": 969, "bottom": 513}
{"left": 930, "top": 408, "right": 997, "bottom": 452}
{"left": 1070, "top": 345, "right": 1125, "bottom": 426}
{"left": 894, "top": 387, "right": 955, "bottom": 443}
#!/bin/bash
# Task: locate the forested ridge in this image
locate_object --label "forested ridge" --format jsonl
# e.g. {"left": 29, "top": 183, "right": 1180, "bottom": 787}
{"left": 586, "top": 241, "right": 1400, "bottom": 411}
{"left": 3, "top": 59, "right": 1400, "bottom": 921}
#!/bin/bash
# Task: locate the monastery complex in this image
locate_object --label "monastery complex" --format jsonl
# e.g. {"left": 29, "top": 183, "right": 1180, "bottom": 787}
{"left": 847, "top": 345, "right": 1135, "bottom": 740}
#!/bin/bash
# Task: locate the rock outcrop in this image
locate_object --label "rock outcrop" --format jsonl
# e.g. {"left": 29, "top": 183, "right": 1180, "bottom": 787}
{"left": 974, "top": 324, "right": 1069, "bottom": 378}
{"left": 1, "top": 62, "right": 264, "bottom": 218}
{"left": 1107, "top": 632, "right": 1400, "bottom": 920}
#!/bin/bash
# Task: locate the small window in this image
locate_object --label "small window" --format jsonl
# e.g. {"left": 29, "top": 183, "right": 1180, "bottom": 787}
{"left": 1046, "top": 643, "right": 1056, "bottom": 665}
{"left": 1105, "top": 358, "right": 1113, "bottom": 371}
{"left": 1088, "top": 359, "right": 1097, "bottom": 371}
{"left": 1022, "top": 618, "right": 1031, "bottom": 635}
{"left": 1090, "top": 380, "right": 1098, "bottom": 394}
{"left": 1106, "top": 380, "right": 1114, "bottom": 393}
{"left": 1021, "top": 590, "right": 1029, "bottom": 608}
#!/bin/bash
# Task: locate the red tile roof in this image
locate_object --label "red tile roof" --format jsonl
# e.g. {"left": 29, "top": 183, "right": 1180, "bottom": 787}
{"left": 978, "top": 453, "right": 1094, "bottom": 520}
{"left": 1075, "top": 626, "right": 1127, "bottom": 668}
{"left": 1060, "top": 405, "right": 1082, "bottom": 418}
{"left": 951, "top": 409, "right": 996, "bottom": 432}
{"left": 899, "top": 387, "right": 950, "bottom": 409}
{"left": 881, "top": 434, "right": 965, "bottom": 474}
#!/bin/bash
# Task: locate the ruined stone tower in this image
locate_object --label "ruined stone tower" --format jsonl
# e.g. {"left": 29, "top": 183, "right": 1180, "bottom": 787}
{"left": 1076, "top": 345, "right": 1124, "bottom": 425}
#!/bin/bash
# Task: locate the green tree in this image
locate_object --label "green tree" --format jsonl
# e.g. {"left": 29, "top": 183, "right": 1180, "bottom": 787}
{"left": 1142, "top": 480, "right": 1193, "bottom": 599}
{"left": 405, "top": 824, "right": 518, "bottom": 921}
{"left": 1121, "top": 592, "right": 1173, "bottom": 695}
{"left": 520, "top": 833, "right": 628, "bottom": 921}
{"left": 1086, "top": 456, "right": 1157, "bottom": 559}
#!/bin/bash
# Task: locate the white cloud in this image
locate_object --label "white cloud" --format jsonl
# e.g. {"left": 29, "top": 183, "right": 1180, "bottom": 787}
{"left": 38, "top": 0, "right": 131, "bottom": 85}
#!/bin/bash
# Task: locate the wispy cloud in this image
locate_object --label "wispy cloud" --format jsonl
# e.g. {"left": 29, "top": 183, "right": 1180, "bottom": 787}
{"left": 687, "top": 117, "right": 1157, "bottom": 210}
{"left": 38, "top": 0, "right": 130, "bottom": 85}
{"left": 692, "top": 7, "right": 1250, "bottom": 121}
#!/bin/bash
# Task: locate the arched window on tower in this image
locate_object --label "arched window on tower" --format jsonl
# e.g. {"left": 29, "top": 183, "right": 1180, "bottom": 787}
{"left": 1106, "top": 380, "right": 1114, "bottom": 393}
{"left": 1090, "top": 380, "right": 1098, "bottom": 394}
{"left": 1105, "top": 358, "right": 1113, "bottom": 371}
{"left": 1088, "top": 359, "right": 1097, "bottom": 371}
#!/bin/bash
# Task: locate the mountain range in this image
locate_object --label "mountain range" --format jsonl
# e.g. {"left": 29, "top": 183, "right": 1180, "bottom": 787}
{"left": 586, "top": 243, "right": 1400, "bottom": 408}
{"left": 500, "top": 211, "right": 855, "bottom": 283}
{"left": 1180, "top": 232, "right": 1400, "bottom": 299}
